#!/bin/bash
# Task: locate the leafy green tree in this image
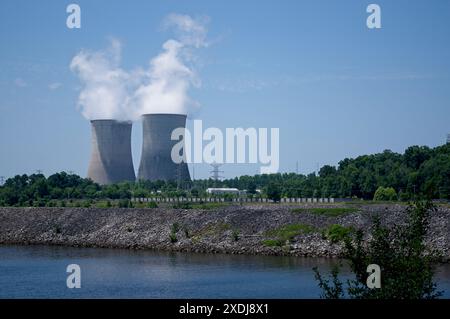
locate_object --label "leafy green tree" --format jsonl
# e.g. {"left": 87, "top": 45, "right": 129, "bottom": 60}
{"left": 314, "top": 201, "right": 443, "bottom": 299}
{"left": 404, "top": 146, "right": 431, "bottom": 170}
{"left": 266, "top": 183, "right": 281, "bottom": 202}
{"left": 247, "top": 181, "right": 257, "bottom": 195}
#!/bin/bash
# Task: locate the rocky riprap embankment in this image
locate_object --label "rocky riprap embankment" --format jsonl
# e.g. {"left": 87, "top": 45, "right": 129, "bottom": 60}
{"left": 0, "top": 204, "right": 449, "bottom": 259}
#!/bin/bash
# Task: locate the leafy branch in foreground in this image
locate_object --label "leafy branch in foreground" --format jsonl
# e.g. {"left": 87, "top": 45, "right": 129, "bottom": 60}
{"left": 314, "top": 200, "right": 443, "bottom": 299}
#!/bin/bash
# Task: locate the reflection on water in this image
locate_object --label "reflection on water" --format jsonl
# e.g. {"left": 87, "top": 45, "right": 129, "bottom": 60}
{"left": 0, "top": 245, "right": 448, "bottom": 298}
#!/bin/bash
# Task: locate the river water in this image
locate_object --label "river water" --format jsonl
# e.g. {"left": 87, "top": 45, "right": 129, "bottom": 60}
{"left": 0, "top": 245, "right": 449, "bottom": 298}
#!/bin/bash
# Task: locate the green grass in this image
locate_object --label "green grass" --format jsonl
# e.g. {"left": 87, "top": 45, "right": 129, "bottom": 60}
{"left": 262, "top": 239, "right": 283, "bottom": 247}
{"left": 292, "top": 207, "right": 358, "bottom": 217}
{"left": 322, "top": 224, "right": 354, "bottom": 243}
{"left": 343, "top": 200, "right": 408, "bottom": 206}
{"left": 191, "top": 222, "right": 232, "bottom": 243}
{"left": 263, "top": 223, "right": 316, "bottom": 247}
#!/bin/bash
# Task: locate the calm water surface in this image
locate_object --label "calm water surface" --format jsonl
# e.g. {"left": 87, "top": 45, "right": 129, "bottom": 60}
{"left": 0, "top": 245, "right": 449, "bottom": 298}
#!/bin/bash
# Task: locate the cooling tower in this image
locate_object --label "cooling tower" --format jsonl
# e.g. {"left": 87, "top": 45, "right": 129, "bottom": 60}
{"left": 137, "top": 113, "right": 191, "bottom": 182}
{"left": 87, "top": 120, "right": 136, "bottom": 185}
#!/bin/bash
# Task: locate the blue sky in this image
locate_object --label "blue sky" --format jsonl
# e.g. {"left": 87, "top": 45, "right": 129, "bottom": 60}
{"left": 1, "top": 0, "right": 449, "bottom": 180}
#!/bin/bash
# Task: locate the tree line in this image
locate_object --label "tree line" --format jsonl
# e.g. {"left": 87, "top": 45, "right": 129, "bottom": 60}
{"left": 207, "top": 143, "right": 450, "bottom": 200}
{"left": 1, "top": 143, "right": 449, "bottom": 206}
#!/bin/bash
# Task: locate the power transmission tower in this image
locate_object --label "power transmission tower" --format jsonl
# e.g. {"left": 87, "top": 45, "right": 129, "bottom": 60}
{"left": 0, "top": 176, "right": 5, "bottom": 186}
{"left": 176, "top": 164, "right": 183, "bottom": 190}
{"left": 35, "top": 169, "right": 43, "bottom": 175}
{"left": 210, "top": 163, "right": 223, "bottom": 187}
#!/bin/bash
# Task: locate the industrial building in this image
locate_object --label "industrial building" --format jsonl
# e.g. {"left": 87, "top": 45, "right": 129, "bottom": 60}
{"left": 206, "top": 188, "right": 242, "bottom": 195}
{"left": 137, "top": 113, "right": 191, "bottom": 182}
{"left": 87, "top": 120, "right": 136, "bottom": 185}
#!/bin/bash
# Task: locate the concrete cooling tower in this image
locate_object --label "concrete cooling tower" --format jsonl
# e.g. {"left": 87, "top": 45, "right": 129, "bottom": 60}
{"left": 87, "top": 120, "right": 136, "bottom": 185}
{"left": 137, "top": 113, "right": 191, "bottom": 182}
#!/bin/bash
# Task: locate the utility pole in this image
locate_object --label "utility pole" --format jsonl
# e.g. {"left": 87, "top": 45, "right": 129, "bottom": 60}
{"left": 296, "top": 161, "right": 299, "bottom": 175}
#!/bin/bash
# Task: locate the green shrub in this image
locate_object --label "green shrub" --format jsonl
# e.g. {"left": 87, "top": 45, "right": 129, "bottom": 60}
{"left": 82, "top": 200, "right": 92, "bottom": 208}
{"left": 232, "top": 229, "right": 240, "bottom": 241}
{"left": 262, "top": 239, "right": 283, "bottom": 247}
{"left": 173, "top": 202, "right": 192, "bottom": 209}
{"left": 314, "top": 201, "right": 443, "bottom": 299}
{"left": 46, "top": 200, "right": 57, "bottom": 207}
{"left": 147, "top": 201, "right": 158, "bottom": 208}
{"left": 373, "top": 186, "right": 398, "bottom": 201}
{"left": 169, "top": 232, "right": 177, "bottom": 243}
{"left": 171, "top": 222, "right": 181, "bottom": 233}
{"left": 118, "top": 199, "right": 131, "bottom": 208}
{"left": 322, "top": 224, "right": 354, "bottom": 243}
{"left": 34, "top": 199, "right": 47, "bottom": 207}
{"left": 169, "top": 224, "right": 179, "bottom": 243}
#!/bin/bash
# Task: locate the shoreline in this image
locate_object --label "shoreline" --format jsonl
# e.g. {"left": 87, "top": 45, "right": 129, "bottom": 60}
{"left": 0, "top": 204, "right": 449, "bottom": 260}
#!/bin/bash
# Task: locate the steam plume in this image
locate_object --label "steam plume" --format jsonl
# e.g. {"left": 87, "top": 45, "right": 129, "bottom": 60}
{"left": 70, "top": 14, "right": 208, "bottom": 121}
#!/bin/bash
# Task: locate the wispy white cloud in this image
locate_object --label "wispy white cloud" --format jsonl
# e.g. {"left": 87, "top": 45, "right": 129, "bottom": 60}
{"left": 163, "top": 13, "right": 209, "bottom": 48}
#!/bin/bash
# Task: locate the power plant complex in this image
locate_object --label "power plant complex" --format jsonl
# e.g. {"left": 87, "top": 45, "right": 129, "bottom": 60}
{"left": 87, "top": 114, "right": 191, "bottom": 185}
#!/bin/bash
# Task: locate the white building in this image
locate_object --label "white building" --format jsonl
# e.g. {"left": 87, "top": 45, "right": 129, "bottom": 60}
{"left": 206, "top": 188, "right": 241, "bottom": 195}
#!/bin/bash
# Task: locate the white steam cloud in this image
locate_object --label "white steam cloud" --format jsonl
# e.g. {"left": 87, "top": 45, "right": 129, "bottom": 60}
{"left": 70, "top": 14, "right": 208, "bottom": 121}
